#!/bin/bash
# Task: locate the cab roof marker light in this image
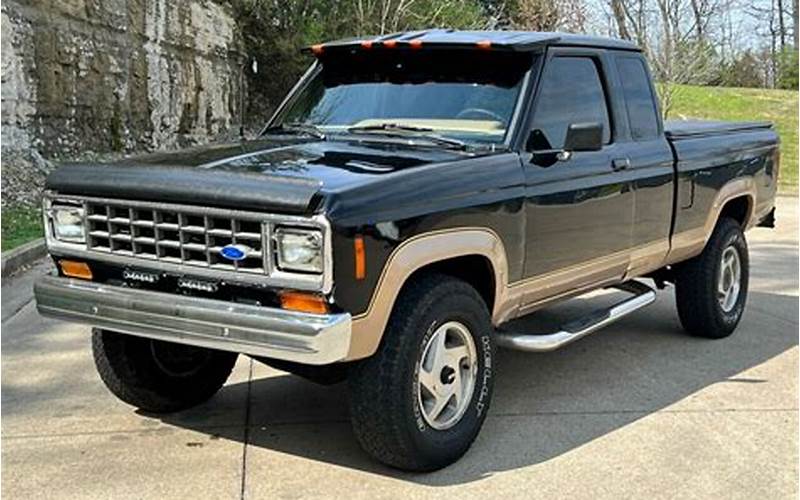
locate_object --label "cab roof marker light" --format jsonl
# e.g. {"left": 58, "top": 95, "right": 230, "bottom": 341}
{"left": 382, "top": 40, "right": 397, "bottom": 48}
{"left": 311, "top": 44, "right": 324, "bottom": 56}
{"left": 476, "top": 40, "right": 492, "bottom": 50}
{"left": 361, "top": 40, "right": 373, "bottom": 49}
{"left": 409, "top": 40, "right": 423, "bottom": 49}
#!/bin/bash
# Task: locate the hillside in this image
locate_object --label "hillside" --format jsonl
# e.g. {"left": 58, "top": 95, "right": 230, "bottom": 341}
{"left": 669, "top": 85, "right": 798, "bottom": 193}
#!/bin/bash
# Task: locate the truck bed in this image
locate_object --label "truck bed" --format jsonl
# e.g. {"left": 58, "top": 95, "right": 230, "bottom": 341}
{"left": 665, "top": 118, "right": 779, "bottom": 265}
{"left": 665, "top": 120, "right": 773, "bottom": 139}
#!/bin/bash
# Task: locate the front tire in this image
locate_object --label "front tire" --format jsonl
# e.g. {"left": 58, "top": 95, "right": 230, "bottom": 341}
{"left": 675, "top": 217, "right": 749, "bottom": 338}
{"left": 347, "top": 274, "right": 495, "bottom": 471}
{"left": 92, "top": 329, "right": 238, "bottom": 413}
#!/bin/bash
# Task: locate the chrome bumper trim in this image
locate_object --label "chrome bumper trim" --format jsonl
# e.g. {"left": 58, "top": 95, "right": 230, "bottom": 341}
{"left": 34, "top": 275, "right": 351, "bottom": 365}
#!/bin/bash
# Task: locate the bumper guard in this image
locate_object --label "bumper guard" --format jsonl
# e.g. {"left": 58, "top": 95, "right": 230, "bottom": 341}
{"left": 34, "top": 275, "right": 352, "bottom": 365}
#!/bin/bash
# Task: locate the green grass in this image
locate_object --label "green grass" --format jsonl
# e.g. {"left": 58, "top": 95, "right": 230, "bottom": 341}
{"left": 669, "top": 84, "right": 798, "bottom": 193}
{"left": 2, "top": 207, "right": 43, "bottom": 252}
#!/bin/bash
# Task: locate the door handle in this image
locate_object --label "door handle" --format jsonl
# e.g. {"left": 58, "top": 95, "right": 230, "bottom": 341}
{"left": 612, "top": 158, "right": 631, "bottom": 171}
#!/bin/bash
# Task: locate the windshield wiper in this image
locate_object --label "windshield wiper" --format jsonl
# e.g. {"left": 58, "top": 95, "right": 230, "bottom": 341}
{"left": 263, "top": 122, "right": 326, "bottom": 139}
{"left": 346, "top": 123, "right": 467, "bottom": 151}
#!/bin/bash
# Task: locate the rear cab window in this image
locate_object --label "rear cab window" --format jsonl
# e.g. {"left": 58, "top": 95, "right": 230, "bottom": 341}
{"left": 529, "top": 56, "right": 611, "bottom": 150}
{"left": 614, "top": 56, "right": 661, "bottom": 140}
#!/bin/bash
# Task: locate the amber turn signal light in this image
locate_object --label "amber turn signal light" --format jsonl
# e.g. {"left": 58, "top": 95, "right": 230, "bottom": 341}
{"left": 279, "top": 291, "right": 329, "bottom": 314}
{"left": 59, "top": 260, "right": 93, "bottom": 280}
{"left": 354, "top": 236, "right": 366, "bottom": 280}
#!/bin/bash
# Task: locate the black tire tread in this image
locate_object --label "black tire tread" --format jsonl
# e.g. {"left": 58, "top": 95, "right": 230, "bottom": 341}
{"left": 348, "top": 274, "right": 493, "bottom": 471}
{"left": 92, "top": 330, "right": 237, "bottom": 413}
{"left": 674, "top": 217, "right": 749, "bottom": 338}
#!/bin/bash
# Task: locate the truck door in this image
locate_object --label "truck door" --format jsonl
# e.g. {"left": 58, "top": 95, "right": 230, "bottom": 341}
{"left": 518, "top": 48, "right": 634, "bottom": 310}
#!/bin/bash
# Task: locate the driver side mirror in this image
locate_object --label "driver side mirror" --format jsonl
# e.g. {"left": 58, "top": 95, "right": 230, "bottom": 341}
{"left": 563, "top": 122, "right": 603, "bottom": 152}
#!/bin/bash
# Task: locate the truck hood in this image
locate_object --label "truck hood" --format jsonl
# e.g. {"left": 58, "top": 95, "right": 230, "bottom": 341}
{"left": 45, "top": 137, "right": 468, "bottom": 215}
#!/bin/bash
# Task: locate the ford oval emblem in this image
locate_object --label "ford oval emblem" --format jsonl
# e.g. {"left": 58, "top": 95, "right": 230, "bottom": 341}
{"left": 220, "top": 244, "right": 251, "bottom": 262}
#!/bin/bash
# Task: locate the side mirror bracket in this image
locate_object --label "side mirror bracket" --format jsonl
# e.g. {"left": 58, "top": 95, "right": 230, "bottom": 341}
{"left": 527, "top": 122, "right": 603, "bottom": 166}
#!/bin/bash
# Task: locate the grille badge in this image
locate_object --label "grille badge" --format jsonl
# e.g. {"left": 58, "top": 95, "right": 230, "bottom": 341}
{"left": 220, "top": 244, "right": 251, "bottom": 262}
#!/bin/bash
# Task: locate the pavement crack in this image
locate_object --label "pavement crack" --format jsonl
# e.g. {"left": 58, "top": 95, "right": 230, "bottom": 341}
{"left": 1, "top": 423, "right": 249, "bottom": 440}
{"left": 1, "top": 296, "right": 35, "bottom": 325}
{"left": 491, "top": 407, "right": 799, "bottom": 418}
{"left": 239, "top": 358, "right": 254, "bottom": 500}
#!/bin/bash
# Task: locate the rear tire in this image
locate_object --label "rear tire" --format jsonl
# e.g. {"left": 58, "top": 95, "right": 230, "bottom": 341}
{"left": 347, "top": 274, "right": 496, "bottom": 471}
{"left": 92, "top": 329, "right": 238, "bottom": 413}
{"left": 674, "top": 217, "right": 749, "bottom": 338}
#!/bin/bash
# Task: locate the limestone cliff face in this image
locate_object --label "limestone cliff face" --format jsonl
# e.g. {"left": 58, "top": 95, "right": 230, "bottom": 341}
{"left": 1, "top": 0, "right": 244, "bottom": 205}
{"left": 2, "top": 0, "right": 244, "bottom": 156}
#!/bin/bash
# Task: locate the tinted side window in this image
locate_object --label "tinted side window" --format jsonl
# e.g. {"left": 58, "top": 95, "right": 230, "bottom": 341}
{"left": 616, "top": 57, "right": 660, "bottom": 140}
{"left": 531, "top": 57, "right": 611, "bottom": 149}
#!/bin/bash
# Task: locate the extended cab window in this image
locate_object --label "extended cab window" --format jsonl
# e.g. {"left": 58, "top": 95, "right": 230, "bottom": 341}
{"left": 530, "top": 57, "right": 611, "bottom": 149}
{"left": 615, "top": 57, "right": 660, "bottom": 140}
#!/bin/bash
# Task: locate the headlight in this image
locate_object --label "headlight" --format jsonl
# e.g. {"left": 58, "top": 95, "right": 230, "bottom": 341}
{"left": 50, "top": 204, "right": 85, "bottom": 243}
{"left": 275, "top": 227, "right": 323, "bottom": 273}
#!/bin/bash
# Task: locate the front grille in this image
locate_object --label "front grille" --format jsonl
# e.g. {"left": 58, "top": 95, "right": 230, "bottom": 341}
{"left": 84, "top": 201, "right": 269, "bottom": 274}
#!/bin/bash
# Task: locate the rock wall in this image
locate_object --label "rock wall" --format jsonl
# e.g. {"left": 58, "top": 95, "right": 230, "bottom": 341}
{"left": 1, "top": 0, "right": 244, "bottom": 206}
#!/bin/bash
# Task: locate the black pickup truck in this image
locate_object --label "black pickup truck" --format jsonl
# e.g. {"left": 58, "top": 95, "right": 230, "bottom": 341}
{"left": 35, "top": 30, "right": 779, "bottom": 471}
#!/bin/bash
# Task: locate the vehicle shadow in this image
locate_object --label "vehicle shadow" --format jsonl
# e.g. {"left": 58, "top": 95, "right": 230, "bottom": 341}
{"left": 154, "top": 289, "right": 797, "bottom": 486}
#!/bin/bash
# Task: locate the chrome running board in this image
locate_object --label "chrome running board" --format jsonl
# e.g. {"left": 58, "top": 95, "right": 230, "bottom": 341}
{"left": 496, "top": 281, "right": 656, "bottom": 352}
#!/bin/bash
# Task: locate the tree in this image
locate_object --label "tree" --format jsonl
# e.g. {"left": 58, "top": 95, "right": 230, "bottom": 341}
{"left": 232, "top": 0, "right": 487, "bottom": 129}
{"left": 509, "top": 0, "right": 588, "bottom": 32}
{"left": 603, "top": 0, "right": 729, "bottom": 116}
{"left": 719, "top": 50, "right": 766, "bottom": 87}
{"left": 777, "top": 47, "right": 799, "bottom": 88}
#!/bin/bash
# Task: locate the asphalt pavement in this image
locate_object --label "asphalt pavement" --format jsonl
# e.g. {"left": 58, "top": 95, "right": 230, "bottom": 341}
{"left": 2, "top": 197, "right": 797, "bottom": 499}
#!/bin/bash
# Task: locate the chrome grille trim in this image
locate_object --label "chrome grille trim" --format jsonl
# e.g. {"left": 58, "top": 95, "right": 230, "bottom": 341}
{"left": 84, "top": 202, "right": 269, "bottom": 274}
{"left": 44, "top": 194, "right": 332, "bottom": 293}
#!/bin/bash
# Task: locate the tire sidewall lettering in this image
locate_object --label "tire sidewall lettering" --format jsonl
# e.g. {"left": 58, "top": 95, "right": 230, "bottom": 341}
{"left": 474, "top": 335, "right": 492, "bottom": 418}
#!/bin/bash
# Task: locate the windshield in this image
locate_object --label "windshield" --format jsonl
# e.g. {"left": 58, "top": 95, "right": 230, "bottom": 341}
{"left": 271, "top": 50, "right": 532, "bottom": 146}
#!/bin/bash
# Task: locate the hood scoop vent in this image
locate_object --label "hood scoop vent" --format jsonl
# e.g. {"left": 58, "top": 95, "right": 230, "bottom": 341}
{"left": 345, "top": 160, "right": 394, "bottom": 172}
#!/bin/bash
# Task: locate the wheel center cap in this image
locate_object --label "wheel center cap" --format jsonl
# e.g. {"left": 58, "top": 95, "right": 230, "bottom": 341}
{"left": 440, "top": 366, "right": 456, "bottom": 385}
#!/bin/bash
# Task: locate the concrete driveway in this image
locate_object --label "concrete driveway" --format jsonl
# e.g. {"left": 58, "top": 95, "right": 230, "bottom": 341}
{"left": 2, "top": 197, "right": 797, "bottom": 499}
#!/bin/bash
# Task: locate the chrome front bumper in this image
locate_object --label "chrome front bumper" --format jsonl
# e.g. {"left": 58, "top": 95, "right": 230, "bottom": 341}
{"left": 34, "top": 275, "right": 352, "bottom": 365}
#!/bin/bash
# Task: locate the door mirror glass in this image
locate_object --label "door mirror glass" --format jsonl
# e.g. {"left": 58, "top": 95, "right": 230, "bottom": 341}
{"left": 563, "top": 122, "right": 603, "bottom": 152}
